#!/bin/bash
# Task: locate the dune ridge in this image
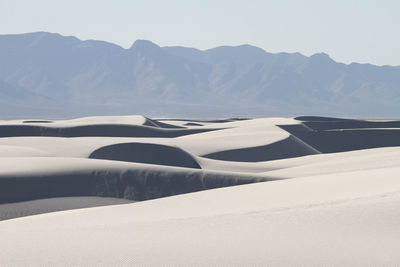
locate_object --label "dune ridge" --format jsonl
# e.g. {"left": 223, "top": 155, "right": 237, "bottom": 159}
{"left": 282, "top": 116, "right": 400, "bottom": 152}
{"left": 0, "top": 123, "right": 216, "bottom": 138}
{"left": 202, "top": 135, "right": 320, "bottom": 162}
{"left": 0, "top": 157, "right": 271, "bottom": 204}
{"left": 89, "top": 142, "right": 201, "bottom": 168}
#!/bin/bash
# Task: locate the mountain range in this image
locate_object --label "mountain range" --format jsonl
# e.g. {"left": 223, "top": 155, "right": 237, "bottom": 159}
{"left": 0, "top": 32, "right": 399, "bottom": 118}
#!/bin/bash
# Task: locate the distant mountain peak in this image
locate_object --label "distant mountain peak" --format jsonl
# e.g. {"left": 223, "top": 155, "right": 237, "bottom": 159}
{"left": 310, "top": 52, "right": 332, "bottom": 60}
{"left": 27, "top": 31, "right": 79, "bottom": 41}
{"left": 206, "top": 43, "right": 267, "bottom": 53}
{"left": 130, "top": 39, "right": 161, "bottom": 50}
{"left": 237, "top": 44, "right": 266, "bottom": 51}
{"left": 308, "top": 52, "right": 336, "bottom": 65}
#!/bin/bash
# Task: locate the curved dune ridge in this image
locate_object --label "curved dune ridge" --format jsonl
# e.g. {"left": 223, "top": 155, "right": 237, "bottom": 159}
{"left": 283, "top": 116, "right": 400, "bottom": 152}
{"left": 1, "top": 115, "right": 400, "bottom": 266}
{"left": 202, "top": 135, "right": 320, "bottom": 162}
{"left": 0, "top": 157, "right": 271, "bottom": 204}
{"left": 0, "top": 123, "right": 216, "bottom": 138}
{"left": 89, "top": 142, "right": 201, "bottom": 168}
{"left": 0, "top": 115, "right": 214, "bottom": 137}
{"left": 295, "top": 115, "right": 400, "bottom": 127}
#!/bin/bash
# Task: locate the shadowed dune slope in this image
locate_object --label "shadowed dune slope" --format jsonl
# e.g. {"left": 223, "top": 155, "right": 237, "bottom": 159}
{"left": 159, "top": 118, "right": 248, "bottom": 123}
{"left": 202, "top": 135, "right": 320, "bottom": 162}
{"left": 0, "top": 124, "right": 217, "bottom": 138}
{"left": 295, "top": 116, "right": 355, "bottom": 122}
{"left": 0, "top": 197, "right": 133, "bottom": 221}
{"left": 281, "top": 124, "right": 400, "bottom": 153}
{"left": 89, "top": 142, "right": 201, "bottom": 169}
{"left": 23, "top": 120, "right": 53, "bottom": 123}
{"left": 0, "top": 158, "right": 271, "bottom": 204}
{"left": 198, "top": 147, "right": 400, "bottom": 174}
{"left": 184, "top": 122, "right": 203, "bottom": 126}
{"left": 295, "top": 115, "right": 400, "bottom": 130}
{"left": 304, "top": 120, "right": 400, "bottom": 130}
{"left": 144, "top": 118, "right": 184, "bottom": 128}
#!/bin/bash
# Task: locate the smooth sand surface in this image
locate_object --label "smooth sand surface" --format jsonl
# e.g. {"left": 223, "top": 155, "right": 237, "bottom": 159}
{"left": 1, "top": 167, "right": 400, "bottom": 266}
{"left": 0, "top": 196, "right": 134, "bottom": 220}
{"left": 0, "top": 115, "right": 399, "bottom": 266}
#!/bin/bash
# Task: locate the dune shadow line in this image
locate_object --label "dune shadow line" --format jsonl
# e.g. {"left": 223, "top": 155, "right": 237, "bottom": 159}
{"left": 89, "top": 142, "right": 201, "bottom": 169}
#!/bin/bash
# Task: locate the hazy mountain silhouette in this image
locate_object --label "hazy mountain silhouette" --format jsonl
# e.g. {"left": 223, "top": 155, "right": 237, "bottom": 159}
{"left": 0, "top": 32, "right": 399, "bottom": 118}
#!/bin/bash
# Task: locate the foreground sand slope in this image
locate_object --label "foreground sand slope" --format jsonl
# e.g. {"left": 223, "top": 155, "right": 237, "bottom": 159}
{"left": 1, "top": 166, "right": 399, "bottom": 266}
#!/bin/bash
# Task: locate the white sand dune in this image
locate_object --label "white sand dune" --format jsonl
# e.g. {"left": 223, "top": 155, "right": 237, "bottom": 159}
{"left": 0, "top": 145, "right": 53, "bottom": 157}
{"left": 1, "top": 167, "right": 399, "bottom": 266}
{"left": 0, "top": 157, "right": 270, "bottom": 204}
{"left": 0, "top": 136, "right": 172, "bottom": 158}
{"left": 197, "top": 146, "right": 400, "bottom": 174}
{"left": 1, "top": 115, "right": 148, "bottom": 127}
{"left": 0, "top": 114, "right": 215, "bottom": 138}
{"left": 172, "top": 118, "right": 298, "bottom": 155}
{"left": 262, "top": 147, "right": 400, "bottom": 178}
{"left": 0, "top": 115, "right": 399, "bottom": 266}
{"left": 89, "top": 142, "right": 202, "bottom": 168}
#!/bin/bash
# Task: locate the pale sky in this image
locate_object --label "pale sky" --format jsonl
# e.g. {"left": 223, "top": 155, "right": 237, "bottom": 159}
{"left": 1, "top": 0, "right": 399, "bottom": 66}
